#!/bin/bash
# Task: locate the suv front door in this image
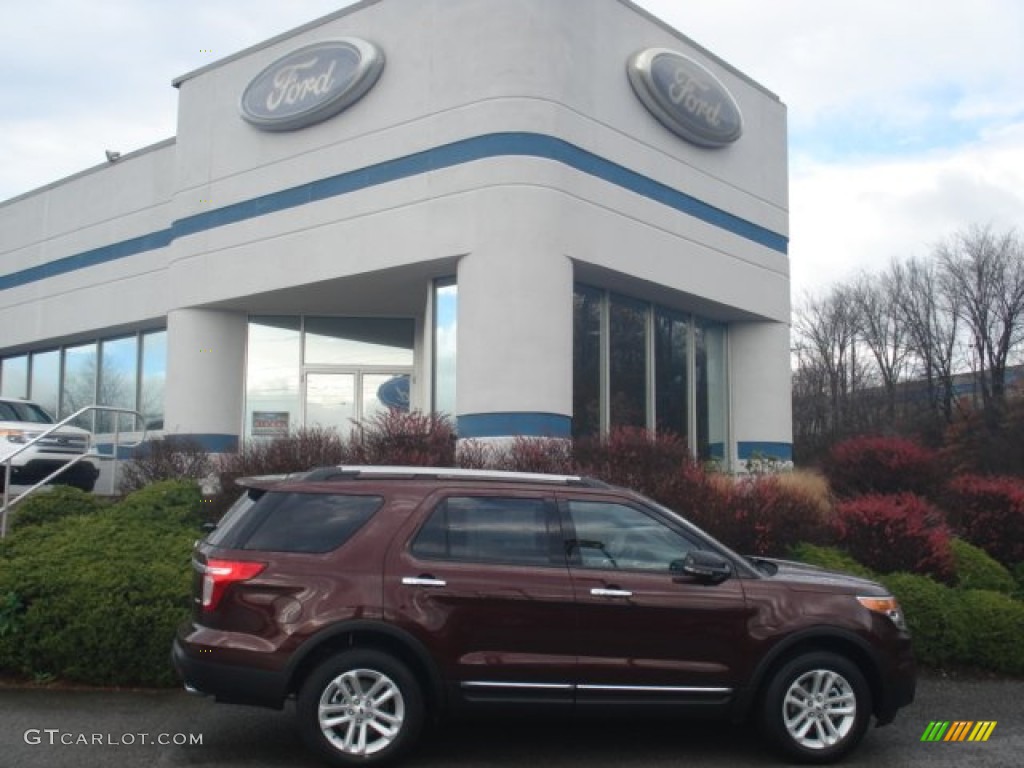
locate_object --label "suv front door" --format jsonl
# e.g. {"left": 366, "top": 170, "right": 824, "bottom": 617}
{"left": 560, "top": 495, "right": 750, "bottom": 707}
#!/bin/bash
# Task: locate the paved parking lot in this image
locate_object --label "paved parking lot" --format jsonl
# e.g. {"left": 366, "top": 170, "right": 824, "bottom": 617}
{"left": 1, "top": 674, "right": 1021, "bottom": 767}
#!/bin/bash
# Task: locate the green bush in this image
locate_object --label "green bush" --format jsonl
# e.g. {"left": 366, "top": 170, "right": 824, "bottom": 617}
{"left": 0, "top": 480, "right": 201, "bottom": 686}
{"left": 879, "top": 573, "right": 971, "bottom": 668}
{"left": 957, "top": 589, "right": 1024, "bottom": 675}
{"left": 950, "top": 538, "right": 1016, "bottom": 594}
{"left": 8, "top": 486, "right": 108, "bottom": 532}
{"left": 788, "top": 543, "right": 880, "bottom": 580}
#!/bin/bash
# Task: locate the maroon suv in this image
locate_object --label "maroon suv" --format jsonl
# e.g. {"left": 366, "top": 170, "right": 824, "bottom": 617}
{"left": 172, "top": 466, "right": 914, "bottom": 766}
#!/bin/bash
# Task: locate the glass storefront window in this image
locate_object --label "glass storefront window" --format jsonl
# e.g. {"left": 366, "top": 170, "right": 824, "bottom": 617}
{"left": 98, "top": 336, "right": 139, "bottom": 433}
{"left": 696, "top": 320, "right": 728, "bottom": 462}
{"left": 609, "top": 294, "right": 647, "bottom": 429}
{"left": 655, "top": 308, "right": 688, "bottom": 440}
{"left": 571, "top": 284, "right": 728, "bottom": 464}
{"left": 30, "top": 351, "right": 61, "bottom": 419}
{"left": 61, "top": 343, "right": 97, "bottom": 430}
{"left": 572, "top": 286, "right": 602, "bottom": 438}
{"left": 0, "top": 355, "right": 28, "bottom": 399}
{"left": 433, "top": 279, "right": 457, "bottom": 417}
{"left": 305, "top": 317, "right": 414, "bottom": 367}
{"left": 140, "top": 330, "right": 167, "bottom": 429}
{"left": 246, "top": 317, "right": 301, "bottom": 440}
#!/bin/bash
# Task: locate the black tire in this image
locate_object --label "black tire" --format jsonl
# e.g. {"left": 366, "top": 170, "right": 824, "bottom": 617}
{"left": 297, "top": 649, "right": 424, "bottom": 767}
{"left": 760, "top": 651, "right": 872, "bottom": 764}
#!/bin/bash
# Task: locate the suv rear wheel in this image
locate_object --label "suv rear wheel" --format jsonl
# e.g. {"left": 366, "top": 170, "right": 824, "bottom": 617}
{"left": 761, "top": 651, "right": 871, "bottom": 764}
{"left": 298, "top": 649, "right": 424, "bottom": 767}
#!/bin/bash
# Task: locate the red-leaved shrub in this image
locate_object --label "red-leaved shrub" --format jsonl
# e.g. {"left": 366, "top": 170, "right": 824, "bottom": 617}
{"left": 713, "top": 475, "right": 831, "bottom": 556}
{"left": 824, "top": 435, "right": 943, "bottom": 498}
{"left": 349, "top": 410, "right": 456, "bottom": 466}
{"left": 491, "top": 436, "right": 575, "bottom": 475}
{"left": 572, "top": 427, "right": 692, "bottom": 499}
{"left": 943, "top": 475, "right": 1024, "bottom": 568}
{"left": 833, "top": 493, "right": 953, "bottom": 581}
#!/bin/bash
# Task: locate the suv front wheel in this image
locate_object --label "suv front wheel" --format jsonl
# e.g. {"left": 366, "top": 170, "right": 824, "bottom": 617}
{"left": 761, "top": 651, "right": 872, "bottom": 764}
{"left": 298, "top": 649, "right": 425, "bottom": 767}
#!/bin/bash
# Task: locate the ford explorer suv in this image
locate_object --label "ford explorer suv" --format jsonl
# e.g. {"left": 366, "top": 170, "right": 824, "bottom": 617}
{"left": 173, "top": 466, "right": 915, "bottom": 766}
{"left": 0, "top": 397, "right": 99, "bottom": 492}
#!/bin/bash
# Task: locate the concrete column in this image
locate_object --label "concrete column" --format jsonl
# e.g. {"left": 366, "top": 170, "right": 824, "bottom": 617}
{"left": 729, "top": 321, "right": 793, "bottom": 464}
{"left": 164, "top": 308, "right": 247, "bottom": 450}
{"left": 455, "top": 195, "right": 574, "bottom": 439}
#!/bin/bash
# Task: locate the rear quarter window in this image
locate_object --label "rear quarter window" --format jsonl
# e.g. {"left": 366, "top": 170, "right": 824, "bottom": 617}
{"left": 209, "top": 491, "right": 383, "bottom": 553}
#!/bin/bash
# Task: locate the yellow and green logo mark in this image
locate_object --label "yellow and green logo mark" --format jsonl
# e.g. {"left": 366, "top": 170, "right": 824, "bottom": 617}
{"left": 921, "top": 721, "right": 997, "bottom": 742}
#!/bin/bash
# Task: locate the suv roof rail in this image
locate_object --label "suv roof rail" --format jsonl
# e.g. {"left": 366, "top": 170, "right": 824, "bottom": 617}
{"left": 296, "top": 465, "right": 609, "bottom": 487}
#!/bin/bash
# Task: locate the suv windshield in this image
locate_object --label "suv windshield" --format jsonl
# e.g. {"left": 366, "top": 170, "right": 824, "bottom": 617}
{"left": 0, "top": 400, "right": 54, "bottom": 424}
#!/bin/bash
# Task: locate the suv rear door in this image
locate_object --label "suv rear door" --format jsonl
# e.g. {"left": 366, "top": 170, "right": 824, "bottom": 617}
{"left": 383, "top": 488, "right": 576, "bottom": 707}
{"left": 559, "top": 494, "right": 750, "bottom": 708}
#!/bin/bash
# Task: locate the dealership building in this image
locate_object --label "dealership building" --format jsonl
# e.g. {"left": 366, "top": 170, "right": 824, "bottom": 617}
{"left": 0, "top": 0, "right": 792, "bottom": 468}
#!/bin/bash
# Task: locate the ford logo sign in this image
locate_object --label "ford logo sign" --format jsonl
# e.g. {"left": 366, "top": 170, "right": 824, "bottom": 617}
{"left": 627, "top": 49, "right": 742, "bottom": 148}
{"left": 240, "top": 38, "right": 384, "bottom": 131}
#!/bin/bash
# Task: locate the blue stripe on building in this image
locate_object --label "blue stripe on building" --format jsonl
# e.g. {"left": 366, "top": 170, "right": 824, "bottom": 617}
{"left": 1, "top": 132, "right": 788, "bottom": 292}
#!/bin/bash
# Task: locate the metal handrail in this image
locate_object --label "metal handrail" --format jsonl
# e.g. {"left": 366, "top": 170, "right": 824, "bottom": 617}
{"left": 1, "top": 405, "right": 147, "bottom": 538}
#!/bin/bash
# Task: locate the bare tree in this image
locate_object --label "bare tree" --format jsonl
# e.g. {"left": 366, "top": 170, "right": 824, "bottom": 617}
{"left": 936, "top": 225, "right": 1024, "bottom": 413}
{"left": 851, "top": 266, "right": 911, "bottom": 421}
{"left": 793, "top": 284, "right": 864, "bottom": 441}
{"left": 893, "top": 255, "right": 964, "bottom": 425}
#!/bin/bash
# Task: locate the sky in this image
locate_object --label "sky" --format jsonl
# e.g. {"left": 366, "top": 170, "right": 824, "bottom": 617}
{"left": 1, "top": 0, "right": 1022, "bottom": 298}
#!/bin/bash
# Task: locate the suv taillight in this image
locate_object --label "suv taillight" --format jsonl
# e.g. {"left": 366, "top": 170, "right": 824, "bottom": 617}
{"left": 199, "top": 559, "right": 266, "bottom": 611}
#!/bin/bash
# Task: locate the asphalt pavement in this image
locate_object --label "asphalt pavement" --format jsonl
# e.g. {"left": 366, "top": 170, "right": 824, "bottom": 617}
{"left": 1, "top": 674, "right": 1021, "bottom": 767}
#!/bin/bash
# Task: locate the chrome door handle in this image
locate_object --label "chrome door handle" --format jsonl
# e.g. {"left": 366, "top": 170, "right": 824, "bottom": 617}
{"left": 591, "top": 587, "right": 632, "bottom": 597}
{"left": 402, "top": 576, "right": 447, "bottom": 587}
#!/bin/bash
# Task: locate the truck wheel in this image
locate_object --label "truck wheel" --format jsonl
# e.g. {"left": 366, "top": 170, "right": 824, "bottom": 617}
{"left": 297, "top": 649, "right": 424, "bottom": 766}
{"left": 761, "top": 651, "right": 872, "bottom": 763}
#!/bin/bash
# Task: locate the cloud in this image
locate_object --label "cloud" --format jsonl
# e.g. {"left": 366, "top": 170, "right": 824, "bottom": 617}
{"left": 790, "top": 121, "right": 1024, "bottom": 295}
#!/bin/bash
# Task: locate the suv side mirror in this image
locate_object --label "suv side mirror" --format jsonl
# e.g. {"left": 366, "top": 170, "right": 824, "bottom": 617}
{"left": 672, "top": 550, "right": 732, "bottom": 584}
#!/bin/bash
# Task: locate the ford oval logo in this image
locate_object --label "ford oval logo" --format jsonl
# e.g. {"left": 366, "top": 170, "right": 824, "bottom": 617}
{"left": 240, "top": 38, "right": 384, "bottom": 131}
{"left": 627, "top": 49, "right": 742, "bottom": 148}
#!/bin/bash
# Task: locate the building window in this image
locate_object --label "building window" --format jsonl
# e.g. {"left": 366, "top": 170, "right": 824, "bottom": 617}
{"left": 571, "top": 284, "right": 728, "bottom": 464}
{"left": 696, "top": 320, "right": 728, "bottom": 461}
{"left": 1, "top": 355, "right": 28, "bottom": 399}
{"left": 30, "top": 350, "right": 60, "bottom": 418}
{"left": 98, "top": 336, "right": 138, "bottom": 432}
{"left": 61, "top": 343, "right": 98, "bottom": 430}
{"left": 245, "top": 317, "right": 302, "bottom": 440}
{"left": 305, "top": 317, "right": 414, "bottom": 367}
{"left": 572, "top": 285, "right": 602, "bottom": 438}
{"left": 433, "top": 278, "right": 457, "bottom": 417}
{"left": 140, "top": 330, "right": 167, "bottom": 429}
{"left": 655, "top": 308, "right": 689, "bottom": 439}
{"left": 0, "top": 330, "right": 164, "bottom": 432}
{"left": 609, "top": 294, "right": 648, "bottom": 429}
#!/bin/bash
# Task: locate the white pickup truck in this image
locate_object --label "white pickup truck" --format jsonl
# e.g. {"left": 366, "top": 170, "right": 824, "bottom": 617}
{"left": 0, "top": 397, "right": 99, "bottom": 492}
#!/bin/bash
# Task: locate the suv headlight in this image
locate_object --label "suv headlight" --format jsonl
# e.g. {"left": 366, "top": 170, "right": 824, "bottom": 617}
{"left": 857, "top": 595, "right": 907, "bottom": 631}
{"left": 0, "top": 429, "right": 29, "bottom": 444}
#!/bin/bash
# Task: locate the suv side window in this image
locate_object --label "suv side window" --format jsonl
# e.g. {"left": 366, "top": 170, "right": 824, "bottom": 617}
{"left": 565, "top": 500, "right": 696, "bottom": 572}
{"left": 212, "top": 492, "right": 383, "bottom": 553}
{"left": 411, "top": 496, "right": 556, "bottom": 566}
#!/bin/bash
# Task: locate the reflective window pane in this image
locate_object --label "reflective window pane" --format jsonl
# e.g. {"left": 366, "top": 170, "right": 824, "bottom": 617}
{"left": 363, "top": 373, "right": 410, "bottom": 422}
{"left": 572, "top": 286, "right": 602, "bottom": 438}
{"left": 655, "top": 309, "right": 688, "bottom": 440}
{"left": 696, "top": 321, "right": 728, "bottom": 462}
{"left": 246, "top": 317, "right": 300, "bottom": 439}
{"left": 141, "top": 331, "right": 167, "bottom": 429}
{"left": 29, "top": 351, "right": 60, "bottom": 418}
{"left": 305, "top": 317, "right": 414, "bottom": 366}
{"left": 98, "top": 336, "right": 138, "bottom": 433}
{"left": 433, "top": 279, "right": 457, "bottom": 417}
{"left": 609, "top": 294, "right": 647, "bottom": 429}
{"left": 567, "top": 500, "right": 695, "bottom": 572}
{"left": 305, "top": 372, "right": 355, "bottom": 434}
{"left": 0, "top": 356, "right": 28, "bottom": 399}
{"left": 62, "top": 343, "right": 97, "bottom": 430}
